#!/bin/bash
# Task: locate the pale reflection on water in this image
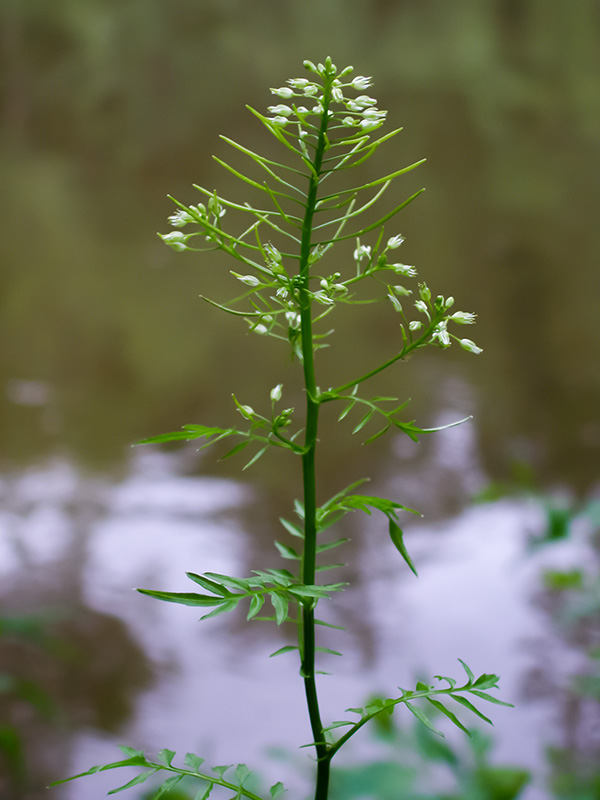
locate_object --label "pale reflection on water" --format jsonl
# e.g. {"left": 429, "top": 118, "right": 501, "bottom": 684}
{"left": 2, "top": 441, "right": 597, "bottom": 800}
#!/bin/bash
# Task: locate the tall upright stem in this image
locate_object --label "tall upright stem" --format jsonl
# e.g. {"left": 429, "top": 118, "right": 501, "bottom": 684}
{"left": 297, "top": 76, "right": 332, "bottom": 800}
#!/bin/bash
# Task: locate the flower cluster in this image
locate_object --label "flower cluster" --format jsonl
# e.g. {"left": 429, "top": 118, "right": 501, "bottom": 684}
{"left": 267, "top": 57, "right": 387, "bottom": 137}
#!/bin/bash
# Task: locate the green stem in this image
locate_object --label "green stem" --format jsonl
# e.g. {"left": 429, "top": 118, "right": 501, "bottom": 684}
{"left": 298, "top": 72, "right": 334, "bottom": 800}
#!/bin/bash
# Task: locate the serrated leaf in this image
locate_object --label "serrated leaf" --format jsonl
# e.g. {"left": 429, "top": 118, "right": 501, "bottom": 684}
{"left": 158, "top": 749, "right": 176, "bottom": 767}
{"left": 185, "top": 753, "right": 205, "bottom": 772}
{"left": 212, "top": 765, "right": 233, "bottom": 779}
{"left": 195, "top": 784, "right": 213, "bottom": 800}
{"left": 469, "top": 689, "right": 514, "bottom": 707}
{"left": 451, "top": 695, "right": 493, "bottom": 726}
{"left": 405, "top": 701, "right": 445, "bottom": 737}
{"left": 388, "top": 519, "right": 418, "bottom": 576}
{"left": 107, "top": 769, "right": 156, "bottom": 794}
{"left": 235, "top": 764, "right": 251, "bottom": 784}
{"left": 137, "top": 589, "right": 225, "bottom": 607}
{"left": 473, "top": 672, "right": 500, "bottom": 690}
{"left": 118, "top": 746, "right": 145, "bottom": 758}
{"left": 426, "top": 697, "right": 471, "bottom": 737}
{"left": 274, "top": 541, "right": 300, "bottom": 560}
{"left": 247, "top": 593, "right": 265, "bottom": 620}
{"left": 270, "top": 593, "right": 289, "bottom": 625}
{"left": 269, "top": 645, "right": 299, "bottom": 658}
{"left": 186, "top": 573, "right": 233, "bottom": 597}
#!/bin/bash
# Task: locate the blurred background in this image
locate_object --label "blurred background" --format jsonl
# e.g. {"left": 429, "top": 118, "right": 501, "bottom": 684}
{"left": 1, "top": 1, "right": 599, "bottom": 798}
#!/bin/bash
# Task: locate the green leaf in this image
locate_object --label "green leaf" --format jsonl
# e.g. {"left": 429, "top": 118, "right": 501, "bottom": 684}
{"left": 269, "top": 645, "right": 299, "bottom": 658}
{"left": 316, "top": 538, "right": 349, "bottom": 553}
{"left": 352, "top": 408, "right": 375, "bottom": 434}
{"left": 458, "top": 658, "right": 475, "bottom": 684}
{"left": 404, "top": 701, "right": 445, "bottom": 737}
{"left": 118, "top": 746, "right": 145, "bottom": 758}
{"left": 469, "top": 690, "right": 514, "bottom": 707}
{"left": 242, "top": 446, "right": 269, "bottom": 470}
{"left": 204, "top": 573, "right": 249, "bottom": 591}
{"left": 274, "top": 541, "right": 300, "bottom": 560}
{"left": 473, "top": 672, "right": 500, "bottom": 690}
{"left": 220, "top": 441, "right": 251, "bottom": 460}
{"left": 200, "top": 599, "right": 239, "bottom": 620}
{"left": 108, "top": 769, "right": 156, "bottom": 794}
{"left": 247, "top": 593, "right": 265, "bottom": 620}
{"left": 451, "top": 695, "right": 493, "bottom": 726}
{"left": 388, "top": 520, "right": 418, "bottom": 577}
{"left": 137, "top": 589, "right": 225, "bottom": 607}
{"left": 434, "top": 674, "right": 457, "bottom": 689}
{"left": 426, "top": 697, "right": 471, "bottom": 737}
{"left": 323, "top": 720, "right": 353, "bottom": 731}
{"left": 158, "top": 749, "right": 176, "bottom": 767}
{"left": 212, "top": 765, "right": 233, "bottom": 779}
{"left": 279, "top": 517, "right": 304, "bottom": 538}
{"left": 186, "top": 573, "right": 233, "bottom": 597}
{"left": 195, "top": 784, "right": 214, "bottom": 800}
{"left": 184, "top": 752, "right": 205, "bottom": 772}
{"left": 270, "top": 593, "right": 289, "bottom": 625}
{"left": 153, "top": 775, "right": 184, "bottom": 799}
{"left": 270, "top": 782, "right": 285, "bottom": 799}
{"left": 235, "top": 764, "right": 251, "bottom": 785}
{"left": 315, "top": 647, "right": 342, "bottom": 656}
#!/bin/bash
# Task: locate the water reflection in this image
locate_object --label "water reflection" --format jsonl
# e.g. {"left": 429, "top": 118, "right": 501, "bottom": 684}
{"left": 1, "top": 447, "right": 599, "bottom": 799}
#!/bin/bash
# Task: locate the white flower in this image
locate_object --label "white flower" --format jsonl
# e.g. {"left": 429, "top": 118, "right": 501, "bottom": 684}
{"left": 414, "top": 299, "right": 429, "bottom": 314}
{"left": 268, "top": 104, "right": 293, "bottom": 116}
{"left": 270, "top": 384, "right": 283, "bottom": 403}
{"left": 270, "top": 86, "right": 294, "bottom": 99}
{"left": 353, "top": 244, "right": 372, "bottom": 262}
{"left": 450, "top": 311, "right": 477, "bottom": 324}
{"left": 360, "top": 118, "right": 381, "bottom": 131}
{"left": 253, "top": 324, "right": 268, "bottom": 335}
{"left": 160, "top": 231, "right": 188, "bottom": 251}
{"left": 387, "top": 235, "right": 404, "bottom": 249}
{"left": 312, "top": 290, "right": 335, "bottom": 305}
{"left": 270, "top": 116, "right": 289, "bottom": 127}
{"left": 391, "top": 263, "right": 417, "bottom": 277}
{"left": 392, "top": 285, "right": 412, "bottom": 297}
{"left": 351, "top": 76, "right": 373, "bottom": 90}
{"left": 285, "top": 311, "right": 301, "bottom": 329}
{"left": 168, "top": 209, "right": 195, "bottom": 227}
{"left": 342, "top": 116, "right": 356, "bottom": 126}
{"left": 354, "top": 95, "right": 378, "bottom": 108}
{"left": 304, "top": 84, "right": 319, "bottom": 97}
{"left": 231, "top": 272, "right": 260, "bottom": 287}
{"left": 432, "top": 322, "right": 450, "bottom": 347}
{"left": 460, "top": 338, "right": 483, "bottom": 355}
{"left": 409, "top": 320, "right": 422, "bottom": 331}
{"left": 288, "top": 78, "right": 310, "bottom": 89}
{"left": 331, "top": 87, "right": 344, "bottom": 103}
{"left": 311, "top": 102, "right": 324, "bottom": 115}
{"left": 362, "top": 107, "right": 386, "bottom": 120}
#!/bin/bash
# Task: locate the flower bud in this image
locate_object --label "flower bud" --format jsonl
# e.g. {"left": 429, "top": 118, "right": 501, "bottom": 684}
{"left": 460, "top": 338, "right": 483, "bottom": 355}
{"left": 231, "top": 272, "right": 260, "bottom": 287}
{"left": 418, "top": 283, "right": 431, "bottom": 303}
{"left": 270, "top": 86, "right": 294, "bottom": 99}
{"left": 270, "top": 384, "right": 283, "bottom": 403}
